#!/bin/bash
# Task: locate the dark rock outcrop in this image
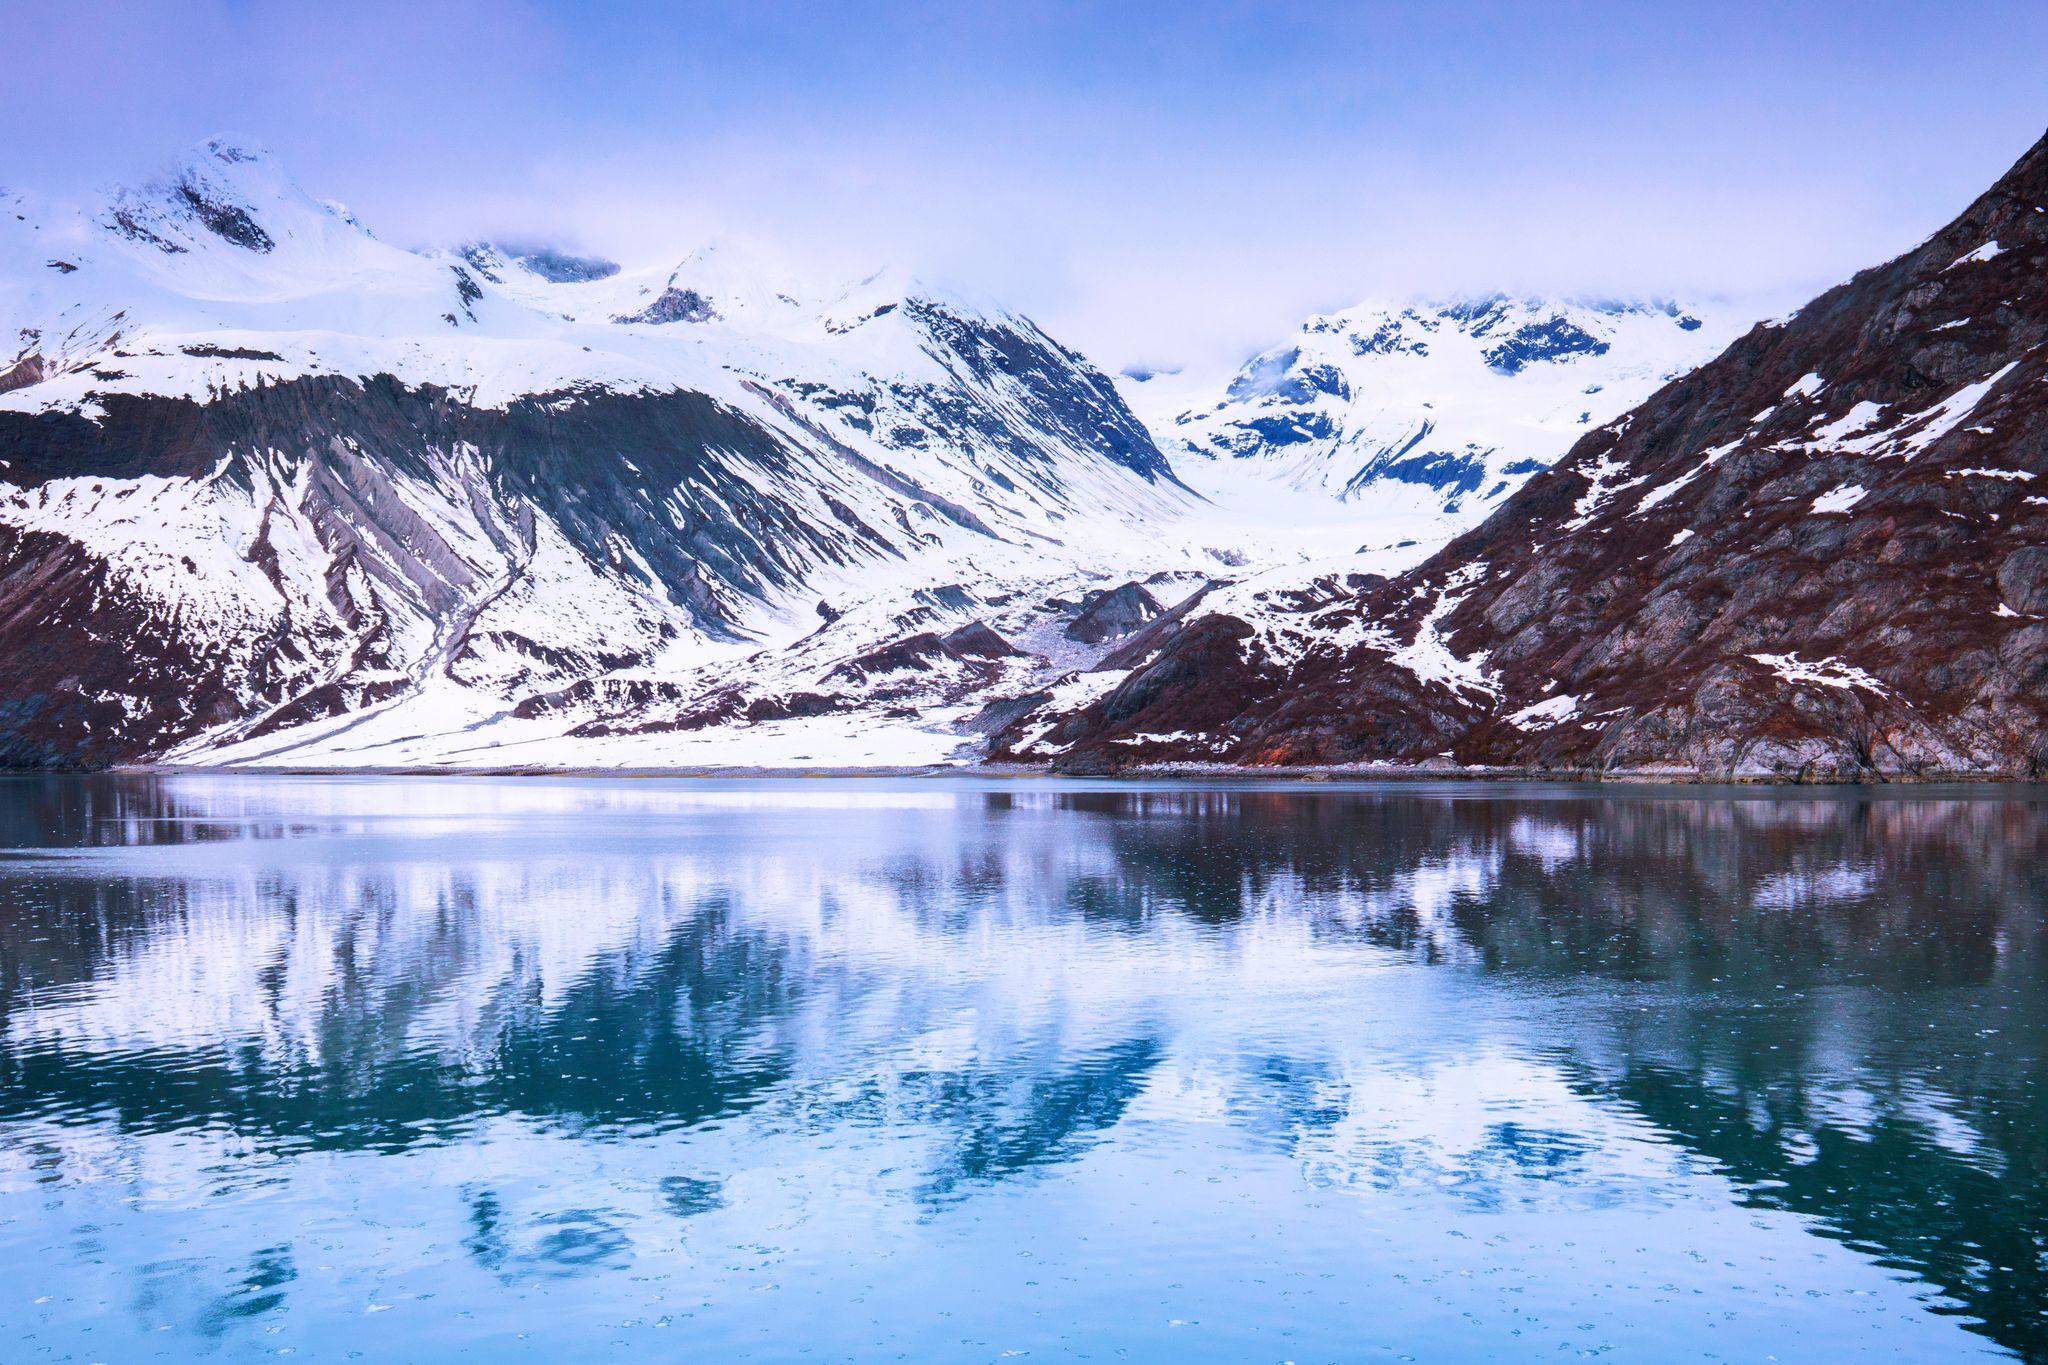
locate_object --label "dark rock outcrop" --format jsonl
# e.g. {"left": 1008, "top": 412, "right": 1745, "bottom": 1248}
{"left": 1063, "top": 582, "right": 1162, "bottom": 645}
{"left": 827, "top": 621, "right": 1020, "bottom": 683}
{"left": 614, "top": 287, "right": 719, "bottom": 325}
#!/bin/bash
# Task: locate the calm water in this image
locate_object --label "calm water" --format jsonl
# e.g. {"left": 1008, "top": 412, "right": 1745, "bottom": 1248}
{"left": 1, "top": 777, "right": 2044, "bottom": 1362}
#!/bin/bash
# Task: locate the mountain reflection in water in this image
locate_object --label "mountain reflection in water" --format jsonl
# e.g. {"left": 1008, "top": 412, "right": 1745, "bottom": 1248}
{"left": 0, "top": 776, "right": 2042, "bottom": 1362}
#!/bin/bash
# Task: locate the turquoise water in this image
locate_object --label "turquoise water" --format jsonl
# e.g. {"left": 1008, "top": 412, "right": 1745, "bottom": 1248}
{"left": 0, "top": 775, "right": 2043, "bottom": 1361}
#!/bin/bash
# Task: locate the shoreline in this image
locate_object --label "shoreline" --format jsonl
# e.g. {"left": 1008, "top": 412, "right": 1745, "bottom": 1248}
{"left": 39, "top": 760, "right": 2048, "bottom": 786}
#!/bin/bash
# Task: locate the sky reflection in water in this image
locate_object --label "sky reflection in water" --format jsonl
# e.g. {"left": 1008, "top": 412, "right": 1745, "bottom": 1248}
{"left": 0, "top": 775, "right": 2043, "bottom": 1362}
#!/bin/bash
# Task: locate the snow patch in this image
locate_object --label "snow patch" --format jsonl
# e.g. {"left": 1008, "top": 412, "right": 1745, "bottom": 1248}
{"left": 1946, "top": 240, "right": 2004, "bottom": 269}
{"left": 1110, "top": 730, "right": 1216, "bottom": 747}
{"left": 1809, "top": 401, "right": 1883, "bottom": 444}
{"left": 1386, "top": 565, "right": 1498, "bottom": 700}
{"left": 1008, "top": 668, "right": 1136, "bottom": 755}
{"left": 1947, "top": 467, "right": 2034, "bottom": 482}
{"left": 1503, "top": 694, "right": 1581, "bottom": 731}
{"left": 1632, "top": 439, "right": 1741, "bottom": 515}
{"left": 1803, "top": 362, "right": 2019, "bottom": 461}
{"left": 1563, "top": 450, "right": 1647, "bottom": 530}
{"left": 1809, "top": 484, "right": 1868, "bottom": 514}
{"left": 1748, "top": 652, "right": 1888, "bottom": 695}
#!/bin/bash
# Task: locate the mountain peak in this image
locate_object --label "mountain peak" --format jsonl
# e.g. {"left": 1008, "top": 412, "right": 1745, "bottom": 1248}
{"left": 458, "top": 240, "right": 620, "bottom": 285}
{"left": 195, "top": 134, "right": 278, "bottom": 168}
{"left": 823, "top": 264, "right": 1013, "bottom": 332}
{"left": 99, "top": 137, "right": 366, "bottom": 259}
{"left": 1136, "top": 287, "right": 1743, "bottom": 516}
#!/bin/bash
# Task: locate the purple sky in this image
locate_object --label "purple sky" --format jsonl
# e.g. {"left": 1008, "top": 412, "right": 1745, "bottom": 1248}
{"left": 7, "top": 1, "right": 2046, "bottom": 368}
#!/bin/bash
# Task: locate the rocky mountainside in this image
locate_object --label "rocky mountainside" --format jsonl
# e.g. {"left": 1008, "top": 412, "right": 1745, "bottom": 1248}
{"left": 0, "top": 139, "right": 1210, "bottom": 768}
{"left": 1003, "top": 130, "right": 2048, "bottom": 780}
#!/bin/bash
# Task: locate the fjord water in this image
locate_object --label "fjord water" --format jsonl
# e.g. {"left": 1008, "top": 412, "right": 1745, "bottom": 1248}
{"left": 1, "top": 778, "right": 2042, "bottom": 1362}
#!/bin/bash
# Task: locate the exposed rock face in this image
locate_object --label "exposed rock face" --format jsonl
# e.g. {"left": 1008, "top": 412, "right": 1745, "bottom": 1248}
{"left": 614, "top": 286, "right": 719, "bottom": 325}
{"left": 826, "top": 622, "right": 1020, "bottom": 683}
{"left": 1008, "top": 130, "right": 2048, "bottom": 781}
{"left": 0, "top": 379, "right": 813, "bottom": 765}
{"left": 1064, "top": 582, "right": 1162, "bottom": 644}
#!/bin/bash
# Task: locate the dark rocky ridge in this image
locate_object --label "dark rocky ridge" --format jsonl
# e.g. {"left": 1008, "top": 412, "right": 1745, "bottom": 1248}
{"left": 0, "top": 379, "right": 843, "bottom": 767}
{"left": 0, "top": 291, "right": 1175, "bottom": 768}
{"left": 1064, "top": 582, "right": 1163, "bottom": 645}
{"left": 1008, "top": 129, "right": 2048, "bottom": 781}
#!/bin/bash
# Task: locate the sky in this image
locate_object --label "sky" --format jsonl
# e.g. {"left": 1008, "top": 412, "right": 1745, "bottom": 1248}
{"left": 5, "top": 0, "right": 2046, "bottom": 372}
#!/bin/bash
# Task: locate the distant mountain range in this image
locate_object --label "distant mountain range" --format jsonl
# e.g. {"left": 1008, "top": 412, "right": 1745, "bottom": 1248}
{"left": 1123, "top": 293, "right": 1734, "bottom": 514}
{"left": 25, "top": 128, "right": 2026, "bottom": 779}
{"left": 1003, "top": 130, "right": 2048, "bottom": 780}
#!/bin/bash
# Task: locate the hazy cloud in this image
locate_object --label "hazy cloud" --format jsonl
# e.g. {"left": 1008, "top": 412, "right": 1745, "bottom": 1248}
{"left": 6, "top": 1, "right": 2044, "bottom": 370}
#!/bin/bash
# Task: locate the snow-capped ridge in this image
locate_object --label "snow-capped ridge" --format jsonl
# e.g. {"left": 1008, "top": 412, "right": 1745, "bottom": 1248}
{"left": 458, "top": 241, "right": 620, "bottom": 286}
{"left": 1126, "top": 290, "right": 1748, "bottom": 520}
{"left": 100, "top": 135, "right": 370, "bottom": 262}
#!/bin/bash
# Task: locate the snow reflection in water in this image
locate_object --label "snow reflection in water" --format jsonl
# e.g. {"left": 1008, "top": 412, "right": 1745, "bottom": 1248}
{"left": 0, "top": 775, "right": 2042, "bottom": 1361}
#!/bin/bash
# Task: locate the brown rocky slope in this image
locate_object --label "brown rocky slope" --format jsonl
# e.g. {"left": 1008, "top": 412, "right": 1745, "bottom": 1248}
{"left": 1000, "top": 130, "right": 2048, "bottom": 780}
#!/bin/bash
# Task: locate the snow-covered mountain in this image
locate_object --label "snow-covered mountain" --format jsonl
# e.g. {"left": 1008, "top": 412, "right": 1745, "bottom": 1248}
{"left": 1123, "top": 294, "right": 1743, "bottom": 520}
{"left": 0, "top": 138, "right": 1770, "bottom": 772}
{"left": 0, "top": 138, "right": 1227, "bottom": 768}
